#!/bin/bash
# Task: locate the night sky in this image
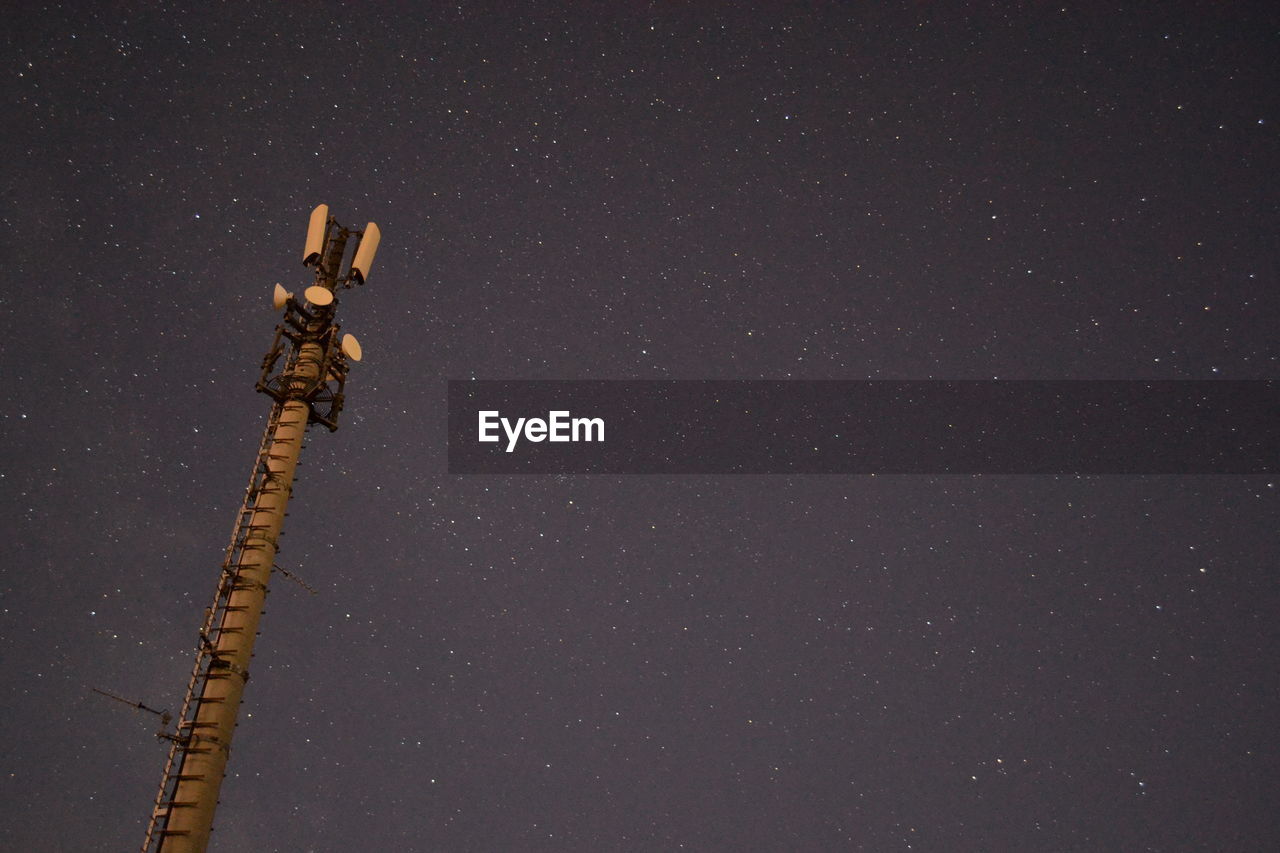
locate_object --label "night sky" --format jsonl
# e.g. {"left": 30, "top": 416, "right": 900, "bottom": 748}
{"left": 3, "top": 2, "right": 1278, "bottom": 851}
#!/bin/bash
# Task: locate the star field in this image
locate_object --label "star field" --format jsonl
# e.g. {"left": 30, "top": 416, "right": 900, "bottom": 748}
{"left": 1, "top": 2, "right": 1277, "bottom": 850}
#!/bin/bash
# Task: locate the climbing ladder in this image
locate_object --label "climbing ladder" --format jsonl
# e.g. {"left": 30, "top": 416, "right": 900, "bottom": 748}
{"left": 141, "top": 401, "right": 291, "bottom": 852}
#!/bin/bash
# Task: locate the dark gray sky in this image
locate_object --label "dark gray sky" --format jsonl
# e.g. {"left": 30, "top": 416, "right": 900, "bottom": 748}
{"left": 2, "top": 2, "right": 1277, "bottom": 850}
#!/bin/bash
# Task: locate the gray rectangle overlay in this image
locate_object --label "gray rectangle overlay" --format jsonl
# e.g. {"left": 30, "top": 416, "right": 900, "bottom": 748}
{"left": 447, "top": 380, "right": 1276, "bottom": 474}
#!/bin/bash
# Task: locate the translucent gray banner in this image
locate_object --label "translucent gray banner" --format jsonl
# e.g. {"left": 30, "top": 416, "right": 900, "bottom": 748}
{"left": 447, "top": 381, "right": 1277, "bottom": 474}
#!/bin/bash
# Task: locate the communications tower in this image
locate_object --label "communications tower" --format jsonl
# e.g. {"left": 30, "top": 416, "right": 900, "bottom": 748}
{"left": 141, "top": 206, "right": 381, "bottom": 853}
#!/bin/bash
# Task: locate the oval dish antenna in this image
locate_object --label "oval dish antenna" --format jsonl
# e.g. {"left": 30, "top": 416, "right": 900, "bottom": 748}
{"left": 304, "top": 285, "right": 334, "bottom": 306}
{"left": 272, "top": 283, "right": 292, "bottom": 309}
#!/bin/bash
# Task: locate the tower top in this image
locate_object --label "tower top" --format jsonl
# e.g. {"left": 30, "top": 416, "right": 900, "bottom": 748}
{"left": 302, "top": 204, "right": 381, "bottom": 289}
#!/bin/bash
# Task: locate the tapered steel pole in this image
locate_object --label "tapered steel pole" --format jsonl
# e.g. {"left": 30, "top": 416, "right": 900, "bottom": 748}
{"left": 145, "top": 207, "right": 376, "bottom": 852}
{"left": 158, "top": 395, "right": 310, "bottom": 851}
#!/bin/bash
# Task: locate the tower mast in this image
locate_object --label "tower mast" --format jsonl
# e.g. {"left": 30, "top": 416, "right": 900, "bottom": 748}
{"left": 142, "top": 206, "right": 381, "bottom": 853}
